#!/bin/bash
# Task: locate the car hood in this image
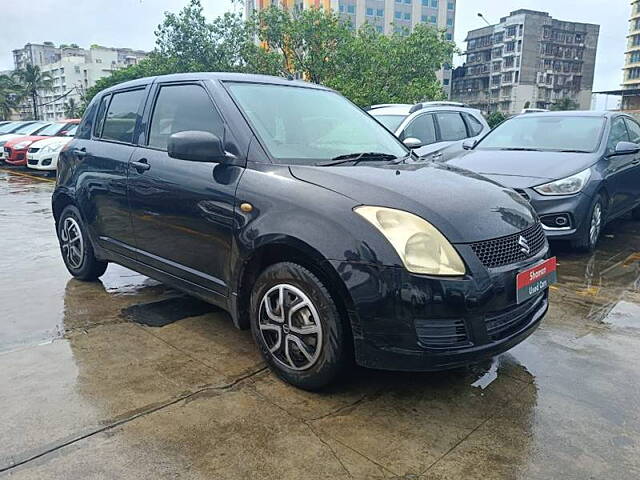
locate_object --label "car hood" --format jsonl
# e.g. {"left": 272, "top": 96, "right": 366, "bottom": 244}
{"left": 0, "top": 134, "right": 23, "bottom": 143}
{"left": 5, "top": 135, "right": 48, "bottom": 147}
{"left": 289, "top": 162, "right": 537, "bottom": 244}
{"left": 444, "top": 149, "right": 598, "bottom": 188}
{"left": 30, "top": 136, "right": 72, "bottom": 149}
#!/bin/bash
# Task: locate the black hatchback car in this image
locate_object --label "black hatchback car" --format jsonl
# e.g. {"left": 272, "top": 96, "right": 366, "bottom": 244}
{"left": 447, "top": 111, "right": 640, "bottom": 251}
{"left": 53, "top": 73, "right": 553, "bottom": 389}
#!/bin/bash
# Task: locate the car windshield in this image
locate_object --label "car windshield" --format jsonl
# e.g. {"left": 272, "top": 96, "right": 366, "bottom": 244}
{"left": 36, "top": 123, "right": 67, "bottom": 136}
{"left": 14, "top": 122, "right": 50, "bottom": 135}
{"left": 476, "top": 115, "right": 606, "bottom": 153}
{"left": 373, "top": 114, "right": 406, "bottom": 132}
{"left": 227, "top": 82, "right": 407, "bottom": 164}
{"left": 0, "top": 122, "right": 21, "bottom": 134}
{"left": 65, "top": 125, "right": 78, "bottom": 136}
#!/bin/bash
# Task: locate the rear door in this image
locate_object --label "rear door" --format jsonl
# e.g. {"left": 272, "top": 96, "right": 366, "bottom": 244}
{"left": 430, "top": 111, "right": 470, "bottom": 160}
{"left": 604, "top": 116, "right": 636, "bottom": 216}
{"left": 127, "top": 81, "right": 243, "bottom": 299}
{"left": 73, "top": 87, "right": 148, "bottom": 257}
{"left": 623, "top": 117, "right": 640, "bottom": 208}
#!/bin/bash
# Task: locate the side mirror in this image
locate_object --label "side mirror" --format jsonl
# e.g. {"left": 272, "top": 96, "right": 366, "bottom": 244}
{"left": 610, "top": 141, "right": 640, "bottom": 157}
{"left": 403, "top": 137, "right": 423, "bottom": 149}
{"left": 462, "top": 139, "right": 477, "bottom": 150}
{"left": 168, "top": 131, "right": 226, "bottom": 163}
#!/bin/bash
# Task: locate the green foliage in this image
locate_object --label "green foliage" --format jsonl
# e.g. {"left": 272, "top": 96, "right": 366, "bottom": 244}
{"left": 550, "top": 97, "right": 579, "bottom": 111}
{"left": 0, "top": 74, "right": 23, "bottom": 120}
{"left": 523, "top": 101, "right": 531, "bottom": 109}
{"left": 13, "top": 65, "right": 53, "bottom": 120}
{"left": 486, "top": 111, "right": 507, "bottom": 129}
{"left": 64, "top": 97, "right": 80, "bottom": 118}
{"left": 82, "top": 0, "right": 455, "bottom": 109}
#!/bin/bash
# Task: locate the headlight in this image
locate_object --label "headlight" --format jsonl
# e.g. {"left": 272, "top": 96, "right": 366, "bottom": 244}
{"left": 533, "top": 169, "right": 591, "bottom": 196}
{"left": 14, "top": 141, "right": 33, "bottom": 150}
{"left": 354, "top": 206, "right": 466, "bottom": 276}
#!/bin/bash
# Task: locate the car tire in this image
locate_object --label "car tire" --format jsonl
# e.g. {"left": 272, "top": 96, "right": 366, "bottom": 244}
{"left": 250, "top": 262, "right": 349, "bottom": 391}
{"left": 571, "top": 194, "right": 604, "bottom": 252}
{"left": 57, "top": 205, "right": 108, "bottom": 281}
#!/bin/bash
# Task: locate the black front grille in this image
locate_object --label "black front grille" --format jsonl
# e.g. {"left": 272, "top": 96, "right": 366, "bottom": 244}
{"left": 470, "top": 222, "right": 546, "bottom": 269}
{"left": 27, "top": 159, "right": 38, "bottom": 165}
{"left": 28, "top": 147, "right": 40, "bottom": 153}
{"left": 415, "top": 318, "right": 471, "bottom": 350}
{"left": 485, "top": 294, "right": 546, "bottom": 341}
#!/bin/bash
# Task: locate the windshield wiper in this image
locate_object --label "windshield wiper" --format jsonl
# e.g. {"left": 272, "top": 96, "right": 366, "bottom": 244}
{"left": 556, "top": 149, "right": 591, "bottom": 153}
{"left": 498, "top": 147, "right": 541, "bottom": 152}
{"left": 316, "top": 152, "right": 398, "bottom": 167}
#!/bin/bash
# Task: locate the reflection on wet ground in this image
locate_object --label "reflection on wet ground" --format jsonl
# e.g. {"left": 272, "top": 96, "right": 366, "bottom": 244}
{"left": 2, "top": 168, "right": 640, "bottom": 479}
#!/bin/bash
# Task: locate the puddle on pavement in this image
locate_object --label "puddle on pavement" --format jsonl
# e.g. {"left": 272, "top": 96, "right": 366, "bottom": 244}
{"left": 599, "top": 300, "right": 640, "bottom": 329}
{"left": 121, "top": 296, "right": 218, "bottom": 327}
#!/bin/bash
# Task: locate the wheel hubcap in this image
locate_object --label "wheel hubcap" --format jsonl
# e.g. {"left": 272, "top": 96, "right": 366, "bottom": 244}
{"left": 258, "top": 284, "right": 323, "bottom": 371}
{"left": 589, "top": 203, "right": 602, "bottom": 246}
{"left": 60, "top": 217, "right": 84, "bottom": 269}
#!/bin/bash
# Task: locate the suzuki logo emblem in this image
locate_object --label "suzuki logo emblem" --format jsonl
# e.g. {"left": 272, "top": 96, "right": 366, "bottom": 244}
{"left": 518, "top": 236, "right": 530, "bottom": 255}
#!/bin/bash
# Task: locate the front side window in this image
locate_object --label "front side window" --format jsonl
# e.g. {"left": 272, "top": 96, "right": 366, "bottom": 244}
{"left": 436, "top": 113, "right": 468, "bottom": 141}
{"left": 148, "top": 84, "right": 224, "bottom": 151}
{"left": 101, "top": 89, "right": 145, "bottom": 144}
{"left": 624, "top": 118, "right": 640, "bottom": 144}
{"left": 608, "top": 118, "right": 630, "bottom": 152}
{"left": 93, "top": 95, "right": 110, "bottom": 138}
{"left": 403, "top": 114, "right": 436, "bottom": 145}
{"left": 36, "top": 123, "right": 68, "bottom": 136}
{"left": 477, "top": 116, "right": 606, "bottom": 153}
{"left": 77, "top": 99, "right": 98, "bottom": 139}
{"left": 14, "top": 122, "right": 49, "bottom": 135}
{"left": 0, "top": 122, "right": 20, "bottom": 134}
{"left": 227, "top": 83, "right": 407, "bottom": 164}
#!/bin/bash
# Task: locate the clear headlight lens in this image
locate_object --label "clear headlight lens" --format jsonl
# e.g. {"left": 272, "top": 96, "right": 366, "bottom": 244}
{"left": 354, "top": 206, "right": 466, "bottom": 276}
{"left": 14, "top": 141, "right": 32, "bottom": 150}
{"left": 533, "top": 169, "right": 591, "bottom": 196}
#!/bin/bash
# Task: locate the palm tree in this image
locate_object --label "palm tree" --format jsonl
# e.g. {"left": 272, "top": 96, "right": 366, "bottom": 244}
{"left": 14, "top": 64, "right": 53, "bottom": 120}
{"left": 0, "top": 75, "right": 23, "bottom": 120}
{"left": 64, "top": 97, "right": 79, "bottom": 118}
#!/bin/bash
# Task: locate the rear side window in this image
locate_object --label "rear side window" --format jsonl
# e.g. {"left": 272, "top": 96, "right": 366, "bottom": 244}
{"left": 101, "top": 89, "right": 145, "bottom": 144}
{"left": 148, "top": 84, "right": 224, "bottom": 151}
{"left": 624, "top": 118, "right": 640, "bottom": 144}
{"left": 436, "top": 113, "right": 468, "bottom": 141}
{"left": 464, "top": 113, "right": 484, "bottom": 136}
{"left": 76, "top": 98, "right": 98, "bottom": 139}
{"left": 93, "top": 95, "right": 110, "bottom": 138}
{"left": 403, "top": 114, "right": 436, "bottom": 145}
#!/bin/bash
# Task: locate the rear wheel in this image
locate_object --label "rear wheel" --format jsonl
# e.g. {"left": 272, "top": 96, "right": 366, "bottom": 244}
{"left": 571, "top": 195, "right": 603, "bottom": 252}
{"left": 57, "top": 205, "right": 107, "bottom": 281}
{"left": 250, "top": 262, "right": 348, "bottom": 390}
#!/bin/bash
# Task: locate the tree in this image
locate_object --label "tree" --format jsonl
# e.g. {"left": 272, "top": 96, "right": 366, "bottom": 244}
{"left": 14, "top": 65, "right": 53, "bottom": 120}
{"left": 486, "top": 111, "right": 506, "bottom": 129}
{"left": 64, "top": 97, "right": 79, "bottom": 118}
{"left": 523, "top": 101, "right": 531, "bottom": 109}
{"left": 0, "top": 74, "right": 23, "bottom": 120}
{"left": 550, "top": 97, "right": 579, "bottom": 111}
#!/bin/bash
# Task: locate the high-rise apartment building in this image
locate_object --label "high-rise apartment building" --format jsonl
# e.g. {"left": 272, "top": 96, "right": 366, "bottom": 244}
{"left": 10, "top": 43, "right": 147, "bottom": 121}
{"left": 244, "top": 0, "right": 456, "bottom": 95}
{"left": 621, "top": 0, "right": 640, "bottom": 109}
{"left": 451, "top": 10, "right": 599, "bottom": 114}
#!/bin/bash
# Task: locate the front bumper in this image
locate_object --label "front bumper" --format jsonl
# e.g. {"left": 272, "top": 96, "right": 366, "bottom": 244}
{"left": 517, "top": 189, "right": 592, "bottom": 240}
{"left": 331, "top": 245, "right": 549, "bottom": 371}
{"left": 4, "top": 147, "right": 28, "bottom": 166}
{"left": 27, "top": 150, "right": 59, "bottom": 170}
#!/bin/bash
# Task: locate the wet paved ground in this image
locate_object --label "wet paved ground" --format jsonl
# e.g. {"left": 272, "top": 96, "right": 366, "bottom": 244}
{"left": 2, "top": 167, "right": 640, "bottom": 479}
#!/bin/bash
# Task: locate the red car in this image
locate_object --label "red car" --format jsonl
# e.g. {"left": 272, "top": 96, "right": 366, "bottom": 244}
{"left": 3, "top": 119, "right": 79, "bottom": 166}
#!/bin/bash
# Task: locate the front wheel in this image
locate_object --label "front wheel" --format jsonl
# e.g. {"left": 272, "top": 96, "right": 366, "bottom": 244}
{"left": 571, "top": 195, "right": 603, "bottom": 252}
{"left": 57, "top": 205, "right": 108, "bottom": 281}
{"left": 250, "top": 262, "right": 349, "bottom": 390}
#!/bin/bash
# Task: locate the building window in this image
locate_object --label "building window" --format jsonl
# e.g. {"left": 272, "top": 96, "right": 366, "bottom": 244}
{"left": 506, "top": 26, "right": 517, "bottom": 37}
{"left": 422, "top": 0, "right": 428, "bottom": 4}
{"left": 447, "top": 17, "right": 453, "bottom": 26}
{"left": 339, "top": 4, "right": 344, "bottom": 12}
{"left": 502, "top": 72, "right": 513, "bottom": 83}
{"left": 404, "top": 12, "right": 411, "bottom": 20}
{"left": 630, "top": 51, "right": 640, "bottom": 64}
{"left": 446, "top": 33, "right": 453, "bottom": 40}
{"left": 366, "top": 7, "right": 374, "bottom": 15}
{"left": 376, "top": 25, "right": 384, "bottom": 33}
{"left": 447, "top": 1, "right": 454, "bottom": 9}
{"left": 395, "top": 11, "right": 402, "bottom": 19}
{"left": 443, "top": 78, "right": 450, "bottom": 85}
{"left": 347, "top": 4, "right": 355, "bottom": 13}
{"left": 431, "top": 0, "right": 438, "bottom": 7}
{"left": 629, "top": 67, "right": 640, "bottom": 80}
{"left": 376, "top": 9, "right": 384, "bottom": 16}
{"left": 430, "top": 15, "right": 437, "bottom": 23}
{"left": 404, "top": 0, "right": 411, "bottom": 4}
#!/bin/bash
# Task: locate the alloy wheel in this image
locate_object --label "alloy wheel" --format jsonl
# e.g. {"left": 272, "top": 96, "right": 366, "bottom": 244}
{"left": 60, "top": 217, "right": 84, "bottom": 269}
{"left": 589, "top": 202, "right": 602, "bottom": 247}
{"left": 258, "top": 284, "right": 323, "bottom": 371}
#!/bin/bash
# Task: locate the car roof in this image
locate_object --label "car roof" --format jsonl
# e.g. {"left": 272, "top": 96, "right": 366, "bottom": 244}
{"left": 369, "top": 104, "right": 483, "bottom": 117}
{"left": 513, "top": 110, "right": 613, "bottom": 118}
{"left": 100, "top": 72, "right": 332, "bottom": 95}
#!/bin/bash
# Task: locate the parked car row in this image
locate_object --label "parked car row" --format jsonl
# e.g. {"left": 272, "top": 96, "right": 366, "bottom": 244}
{"left": 0, "top": 119, "right": 79, "bottom": 171}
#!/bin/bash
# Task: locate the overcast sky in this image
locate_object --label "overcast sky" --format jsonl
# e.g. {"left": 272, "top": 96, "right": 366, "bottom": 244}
{"left": 0, "top": 0, "right": 629, "bottom": 91}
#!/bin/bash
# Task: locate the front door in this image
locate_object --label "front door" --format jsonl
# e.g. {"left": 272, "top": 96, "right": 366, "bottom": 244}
{"left": 127, "top": 81, "right": 243, "bottom": 298}
{"left": 605, "top": 117, "right": 637, "bottom": 216}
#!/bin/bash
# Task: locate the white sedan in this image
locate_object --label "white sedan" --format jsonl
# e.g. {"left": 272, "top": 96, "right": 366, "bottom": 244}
{"left": 26, "top": 125, "right": 78, "bottom": 171}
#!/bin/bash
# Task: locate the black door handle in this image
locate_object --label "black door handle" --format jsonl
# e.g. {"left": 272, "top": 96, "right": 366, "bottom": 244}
{"left": 131, "top": 159, "right": 150, "bottom": 172}
{"left": 75, "top": 147, "right": 87, "bottom": 158}
{"left": 633, "top": 159, "right": 640, "bottom": 165}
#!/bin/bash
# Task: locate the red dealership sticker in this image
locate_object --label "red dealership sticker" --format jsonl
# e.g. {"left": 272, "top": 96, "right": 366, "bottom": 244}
{"left": 516, "top": 257, "right": 557, "bottom": 304}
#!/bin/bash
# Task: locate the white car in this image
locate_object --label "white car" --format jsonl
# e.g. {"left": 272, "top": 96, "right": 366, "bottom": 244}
{"left": 367, "top": 102, "right": 490, "bottom": 160}
{"left": 26, "top": 125, "right": 78, "bottom": 171}
{"left": 0, "top": 122, "right": 51, "bottom": 161}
